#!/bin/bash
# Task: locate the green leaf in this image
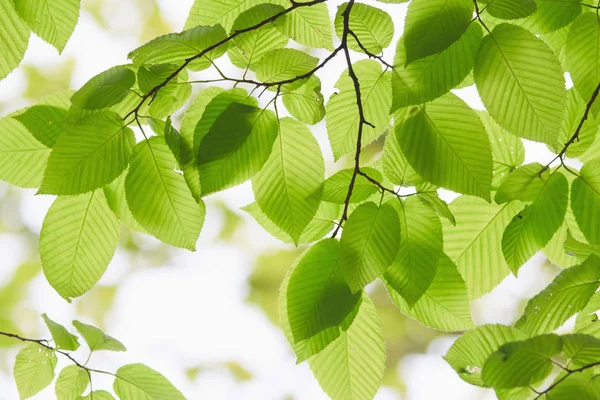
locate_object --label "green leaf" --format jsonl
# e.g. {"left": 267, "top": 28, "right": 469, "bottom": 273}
{"left": 474, "top": 23, "right": 566, "bottom": 144}
{"left": 38, "top": 111, "right": 135, "bottom": 195}
{"left": 254, "top": 48, "right": 318, "bottom": 89}
{"left": 0, "top": 0, "right": 30, "bottom": 81}
{"left": 185, "top": 0, "right": 277, "bottom": 31}
{"left": 252, "top": 117, "right": 324, "bottom": 244}
{"left": 71, "top": 66, "right": 136, "bottom": 110}
{"left": 181, "top": 87, "right": 225, "bottom": 146}
{"left": 322, "top": 167, "right": 382, "bottom": 204}
{"left": 14, "top": 105, "right": 68, "bottom": 148}
{"left": 445, "top": 324, "right": 527, "bottom": 386}
{"left": 561, "top": 334, "right": 600, "bottom": 367}
{"left": 385, "top": 196, "right": 443, "bottom": 306}
{"left": 381, "top": 126, "right": 422, "bottom": 187}
{"left": 309, "top": 294, "right": 385, "bottom": 400}
{"left": 81, "top": 391, "right": 115, "bottom": 400}
{"left": 522, "top": 0, "right": 581, "bottom": 34}
{"left": 443, "top": 196, "right": 522, "bottom": 299}
{"left": 192, "top": 88, "right": 258, "bottom": 156}
{"left": 13, "top": 344, "right": 57, "bottom": 400}
{"left": 104, "top": 171, "right": 147, "bottom": 233}
{"left": 478, "top": 111, "right": 525, "bottom": 188}
{"left": 42, "top": 314, "right": 80, "bottom": 351}
{"left": 403, "top": 0, "right": 473, "bottom": 64}
{"left": 572, "top": 159, "right": 600, "bottom": 245}
{"left": 502, "top": 171, "right": 569, "bottom": 273}
{"left": 113, "top": 363, "right": 185, "bottom": 400}
{"left": 228, "top": 4, "right": 288, "bottom": 69}
{"left": 126, "top": 137, "right": 205, "bottom": 250}
{"left": 279, "top": 260, "right": 360, "bottom": 363}
{"left": 479, "top": 0, "right": 536, "bottom": 20}
{"left": 0, "top": 116, "right": 50, "bottom": 188}
{"left": 392, "top": 23, "right": 482, "bottom": 111}
{"left": 419, "top": 192, "right": 456, "bottom": 225}
{"left": 55, "top": 365, "right": 89, "bottom": 400}
{"left": 335, "top": 2, "right": 394, "bottom": 54}
{"left": 340, "top": 201, "right": 400, "bottom": 292}
{"left": 386, "top": 253, "right": 473, "bottom": 331}
{"left": 396, "top": 93, "right": 493, "bottom": 199}
{"left": 197, "top": 103, "right": 278, "bottom": 195}
{"left": 481, "top": 334, "right": 562, "bottom": 389}
{"left": 326, "top": 60, "right": 392, "bottom": 160}
{"left": 543, "top": 369, "right": 600, "bottom": 399}
{"left": 128, "top": 25, "right": 228, "bottom": 71}
{"left": 495, "top": 163, "right": 547, "bottom": 204}
{"left": 40, "top": 191, "right": 119, "bottom": 301}
{"left": 550, "top": 89, "right": 599, "bottom": 158}
{"left": 566, "top": 13, "right": 600, "bottom": 119}
{"left": 287, "top": 239, "right": 361, "bottom": 343}
{"left": 515, "top": 255, "right": 600, "bottom": 335}
{"left": 281, "top": 76, "right": 326, "bottom": 125}
{"left": 73, "top": 320, "right": 126, "bottom": 352}
{"left": 13, "top": 0, "right": 80, "bottom": 53}
{"left": 282, "top": 2, "right": 333, "bottom": 50}
{"left": 243, "top": 201, "right": 339, "bottom": 245}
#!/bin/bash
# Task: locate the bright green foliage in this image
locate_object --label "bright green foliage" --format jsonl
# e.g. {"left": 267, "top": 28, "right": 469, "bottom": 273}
{"left": 283, "top": 3, "right": 333, "bottom": 50}
{"left": 287, "top": 239, "right": 361, "bottom": 343}
{"left": 253, "top": 117, "right": 324, "bottom": 244}
{"left": 14, "top": 105, "right": 68, "bottom": 148}
{"left": 340, "top": 202, "right": 400, "bottom": 292}
{"left": 126, "top": 137, "right": 205, "bottom": 250}
{"left": 14, "top": 344, "right": 57, "bottom": 399}
{"left": 396, "top": 93, "right": 493, "bottom": 199}
{"left": 71, "top": 66, "right": 136, "bottom": 110}
{"left": 0, "top": 116, "right": 50, "bottom": 188}
{"left": 479, "top": 0, "right": 536, "bottom": 20}
{"left": 444, "top": 197, "right": 522, "bottom": 299}
{"left": 42, "top": 314, "right": 80, "bottom": 351}
{"left": 55, "top": 365, "right": 89, "bottom": 400}
{"left": 385, "top": 196, "right": 443, "bottom": 306}
{"left": 572, "top": 160, "right": 600, "bottom": 245}
{"left": 244, "top": 201, "right": 339, "bottom": 246}
{"left": 403, "top": 0, "right": 473, "bottom": 64}
{"left": 446, "top": 324, "right": 527, "bottom": 386}
{"left": 566, "top": 13, "right": 600, "bottom": 118}
{"left": 113, "top": 364, "right": 186, "bottom": 400}
{"left": 309, "top": 294, "right": 385, "bottom": 400}
{"left": 197, "top": 103, "right": 278, "bottom": 195}
{"left": 73, "top": 320, "right": 126, "bottom": 352}
{"left": 326, "top": 60, "right": 391, "bottom": 160}
{"left": 13, "top": 0, "right": 80, "bottom": 53}
{"left": 515, "top": 256, "right": 600, "bottom": 335}
{"left": 282, "top": 76, "right": 326, "bottom": 125}
{"left": 228, "top": 5, "right": 288, "bottom": 69}
{"left": 4, "top": 0, "right": 600, "bottom": 398}
{"left": 0, "top": 0, "right": 30, "bottom": 80}
{"left": 129, "top": 25, "right": 228, "bottom": 71}
{"left": 502, "top": 171, "right": 569, "bottom": 272}
{"left": 481, "top": 334, "right": 562, "bottom": 389}
{"left": 335, "top": 3, "right": 394, "bottom": 54}
{"left": 39, "top": 111, "right": 135, "bottom": 195}
{"left": 255, "top": 48, "right": 318, "bottom": 89}
{"left": 392, "top": 23, "right": 482, "bottom": 110}
{"left": 40, "top": 191, "right": 119, "bottom": 301}
{"left": 475, "top": 23, "right": 566, "bottom": 144}
{"left": 386, "top": 253, "right": 473, "bottom": 331}
{"left": 322, "top": 167, "right": 382, "bottom": 204}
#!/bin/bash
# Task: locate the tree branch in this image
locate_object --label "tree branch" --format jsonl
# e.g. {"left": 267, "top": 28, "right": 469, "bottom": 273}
{"left": 533, "top": 361, "right": 600, "bottom": 399}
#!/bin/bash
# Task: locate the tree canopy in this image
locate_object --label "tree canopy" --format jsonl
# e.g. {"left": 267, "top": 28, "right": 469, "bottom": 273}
{"left": 1, "top": 0, "right": 600, "bottom": 399}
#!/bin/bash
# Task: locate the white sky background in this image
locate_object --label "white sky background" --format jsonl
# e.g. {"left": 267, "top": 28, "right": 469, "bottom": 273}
{"left": 0, "top": 1, "right": 569, "bottom": 399}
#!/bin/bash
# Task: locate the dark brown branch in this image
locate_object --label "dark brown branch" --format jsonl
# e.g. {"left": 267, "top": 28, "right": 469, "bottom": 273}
{"left": 533, "top": 361, "right": 600, "bottom": 399}
{"left": 542, "top": 82, "right": 600, "bottom": 174}
{"left": 347, "top": 30, "right": 394, "bottom": 70}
